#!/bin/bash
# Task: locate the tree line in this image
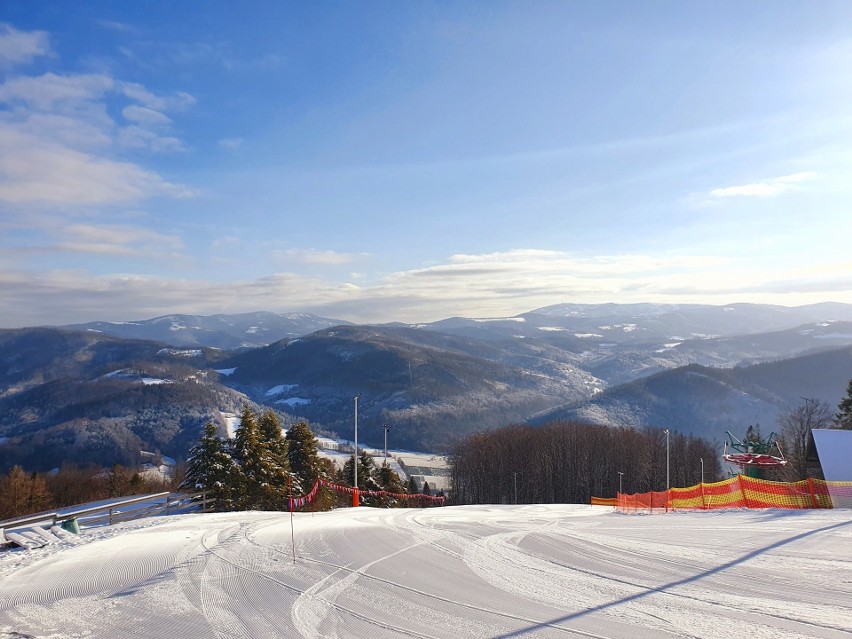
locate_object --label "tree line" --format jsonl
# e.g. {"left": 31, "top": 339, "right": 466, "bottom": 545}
{"left": 0, "top": 462, "right": 183, "bottom": 521}
{"left": 449, "top": 422, "right": 721, "bottom": 505}
{"left": 448, "top": 378, "right": 852, "bottom": 504}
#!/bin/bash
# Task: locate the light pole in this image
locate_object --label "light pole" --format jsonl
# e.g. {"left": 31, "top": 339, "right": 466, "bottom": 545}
{"left": 617, "top": 470, "right": 624, "bottom": 495}
{"left": 353, "top": 394, "right": 360, "bottom": 498}
{"left": 513, "top": 472, "right": 518, "bottom": 504}
{"left": 700, "top": 457, "right": 704, "bottom": 484}
{"left": 664, "top": 428, "right": 670, "bottom": 512}
{"left": 383, "top": 423, "right": 393, "bottom": 460}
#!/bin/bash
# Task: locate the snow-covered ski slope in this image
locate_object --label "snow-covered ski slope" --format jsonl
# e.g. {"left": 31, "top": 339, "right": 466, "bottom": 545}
{"left": 1, "top": 505, "right": 850, "bottom": 638}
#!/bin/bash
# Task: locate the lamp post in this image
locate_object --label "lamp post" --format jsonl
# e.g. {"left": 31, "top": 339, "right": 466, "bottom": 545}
{"left": 700, "top": 457, "right": 704, "bottom": 484}
{"left": 353, "top": 394, "right": 360, "bottom": 501}
{"left": 664, "top": 428, "right": 670, "bottom": 512}
{"left": 513, "top": 472, "right": 518, "bottom": 504}
{"left": 383, "top": 423, "right": 393, "bottom": 460}
{"left": 617, "top": 470, "right": 624, "bottom": 495}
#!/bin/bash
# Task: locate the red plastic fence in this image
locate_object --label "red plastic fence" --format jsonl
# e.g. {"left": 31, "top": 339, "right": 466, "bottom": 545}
{"left": 289, "top": 478, "right": 445, "bottom": 511}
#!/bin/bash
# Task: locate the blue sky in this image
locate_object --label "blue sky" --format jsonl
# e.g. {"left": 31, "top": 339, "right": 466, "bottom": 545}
{"left": 1, "top": 2, "right": 851, "bottom": 327}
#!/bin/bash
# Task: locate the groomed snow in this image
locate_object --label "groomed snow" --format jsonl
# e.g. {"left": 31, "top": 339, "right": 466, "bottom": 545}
{"left": 1, "top": 507, "right": 849, "bottom": 638}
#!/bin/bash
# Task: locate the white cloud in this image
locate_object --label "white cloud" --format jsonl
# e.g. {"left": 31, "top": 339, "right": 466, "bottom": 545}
{"left": 0, "top": 124, "right": 192, "bottom": 206}
{"left": 274, "top": 248, "right": 365, "bottom": 266}
{"left": 118, "top": 126, "right": 184, "bottom": 152}
{"left": 211, "top": 235, "right": 241, "bottom": 248}
{"left": 0, "top": 46, "right": 196, "bottom": 206}
{"left": 11, "top": 112, "right": 112, "bottom": 149}
{"left": 0, "top": 72, "right": 114, "bottom": 109}
{"left": 122, "top": 105, "right": 172, "bottom": 127}
{"left": 218, "top": 137, "right": 244, "bottom": 151}
{"left": 94, "top": 20, "right": 137, "bottom": 34}
{"left": 55, "top": 224, "right": 183, "bottom": 256}
{"left": 707, "top": 171, "right": 817, "bottom": 198}
{"left": 120, "top": 82, "right": 196, "bottom": 112}
{"left": 0, "top": 23, "right": 51, "bottom": 69}
{"left": 7, "top": 248, "right": 849, "bottom": 328}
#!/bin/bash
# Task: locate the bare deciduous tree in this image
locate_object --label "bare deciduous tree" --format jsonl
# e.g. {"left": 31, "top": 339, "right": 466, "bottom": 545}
{"left": 777, "top": 398, "right": 833, "bottom": 481}
{"left": 449, "top": 422, "right": 719, "bottom": 505}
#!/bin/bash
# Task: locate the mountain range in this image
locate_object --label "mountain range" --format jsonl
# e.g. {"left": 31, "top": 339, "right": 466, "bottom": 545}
{"left": 1, "top": 303, "right": 851, "bottom": 471}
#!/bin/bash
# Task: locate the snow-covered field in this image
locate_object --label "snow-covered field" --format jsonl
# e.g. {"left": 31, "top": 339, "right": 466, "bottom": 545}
{"left": 1, "top": 506, "right": 850, "bottom": 638}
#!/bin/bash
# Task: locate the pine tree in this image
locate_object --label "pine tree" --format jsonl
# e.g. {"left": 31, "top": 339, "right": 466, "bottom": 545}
{"left": 836, "top": 379, "right": 852, "bottom": 429}
{"left": 342, "top": 450, "right": 379, "bottom": 489}
{"left": 232, "top": 406, "right": 270, "bottom": 510}
{"left": 257, "top": 410, "right": 290, "bottom": 510}
{"left": 407, "top": 476, "right": 418, "bottom": 495}
{"left": 359, "top": 450, "right": 379, "bottom": 490}
{"left": 286, "top": 422, "right": 335, "bottom": 510}
{"left": 376, "top": 462, "right": 404, "bottom": 506}
{"left": 422, "top": 480, "right": 431, "bottom": 496}
{"left": 286, "top": 422, "right": 321, "bottom": 494}
{"left": 182, "top": 423, "right": 238, "bottom": 511}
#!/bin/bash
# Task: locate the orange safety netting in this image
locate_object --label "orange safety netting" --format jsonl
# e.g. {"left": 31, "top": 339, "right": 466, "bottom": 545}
{"left": 590, "top": 497, "right": 617, "bottom": 506}
{"left": 612, "top": 477, "right": 852, "bottom": 513}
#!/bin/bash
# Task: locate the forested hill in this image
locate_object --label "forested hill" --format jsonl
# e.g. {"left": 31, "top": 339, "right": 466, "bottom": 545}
{"left": 3, "top": 303, "right": 852, "bottom": 471}
{"left": 535, "top": 345, "right": 852, "bottom": 443}
{"left": 218, "top": 324, "right": 601, "bottom": 452}
{"left": 0, "top": 328, "right": 259, "bottom": 472}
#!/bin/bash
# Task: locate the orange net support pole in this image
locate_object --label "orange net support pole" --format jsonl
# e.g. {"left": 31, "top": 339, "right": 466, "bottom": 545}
{"left": 737, "top": 474, "right": 748, "bottom": 507}
{"left": 807, "top": 478, "right": 818, "bottom": 509}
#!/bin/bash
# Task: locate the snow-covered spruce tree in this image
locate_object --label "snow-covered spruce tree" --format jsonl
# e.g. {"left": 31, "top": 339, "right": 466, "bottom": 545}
{"left": 285, "top": 421, "right": 320, "bottom": 494}
{"left": 836, "top": 379, "right": 852, "bottom": 429}
{"left": 182, "top": 423, "right": 238, "bottom": 511}
{"left": 340, "top": 450, "right": 382, "bottom": 505}
{"left": 377, "top": 461, "right": 405, "bottom": 507}
{"left": 257, "top": 410, "right": 290, "bottom": 510}
{"left": 341, "top": 450, "right": 378, "bottom": 489}
{"left": 285, "top": 421, "right": 336, "bottom": 509}
{"left": 232, "top": 405, "right": 276, "bottom": 510}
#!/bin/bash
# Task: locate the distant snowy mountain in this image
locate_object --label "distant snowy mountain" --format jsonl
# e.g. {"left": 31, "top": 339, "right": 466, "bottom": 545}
{"left": 63, "top": 311, "right": 352, "bottom": 349}
{"left": 534, "top": 345, "right": 852, "bottom": 443}
{"left": 426, "top": 302, "right": 852, "bottom": 345}
{"left": 4, "top": 302, "right": 852, "bottom": 467}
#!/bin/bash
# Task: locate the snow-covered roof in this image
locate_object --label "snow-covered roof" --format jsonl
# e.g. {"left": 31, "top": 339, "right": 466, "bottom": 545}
{"left": 809, "top": 429, "right": 852, "bottom": 481}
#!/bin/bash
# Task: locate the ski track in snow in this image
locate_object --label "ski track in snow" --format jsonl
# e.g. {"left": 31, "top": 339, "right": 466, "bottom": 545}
{"left": 0, "top": 507, "right": 850, "bottom": 638}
